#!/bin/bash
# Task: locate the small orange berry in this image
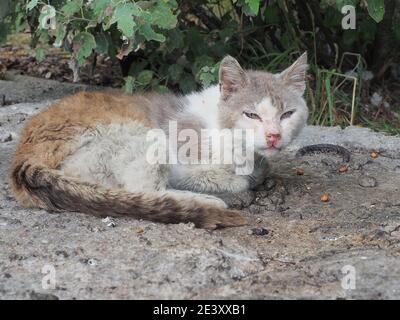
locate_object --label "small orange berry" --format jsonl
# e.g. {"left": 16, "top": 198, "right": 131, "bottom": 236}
{"left": 320, "top": 194, "right": 330, "bottom": 202}
{"left": 339, "top": 165, "right": 348, "bottom": 173}
{"left": 370, "top": 151, "right": 378, "bottom": 159}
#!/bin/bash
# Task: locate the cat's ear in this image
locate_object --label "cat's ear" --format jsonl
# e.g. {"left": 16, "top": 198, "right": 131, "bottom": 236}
{"left": 278, "top": 52, "right": 308, "bottom": 96}
{"left": 219, "top": 56, "right": 248, "bottom": 100}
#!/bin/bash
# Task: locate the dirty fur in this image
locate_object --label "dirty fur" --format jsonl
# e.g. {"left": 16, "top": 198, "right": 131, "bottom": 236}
{"left": 10, "top": 54, "right": 309, "bottom": 229}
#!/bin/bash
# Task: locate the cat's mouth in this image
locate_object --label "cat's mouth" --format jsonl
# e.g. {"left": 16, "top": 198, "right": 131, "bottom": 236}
{"left": 259, "top": 146, "right": 281, "bottom": 151}
{"left": 257, "top": 146, "right": 282, "bottom": 156}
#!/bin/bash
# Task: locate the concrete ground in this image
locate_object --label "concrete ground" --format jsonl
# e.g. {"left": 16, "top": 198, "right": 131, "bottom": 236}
{"left": 1, "top": 75, "right": 400, "bottom": 299}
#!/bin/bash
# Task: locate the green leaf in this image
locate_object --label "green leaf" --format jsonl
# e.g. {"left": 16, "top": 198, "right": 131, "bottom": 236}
{"left": 149, "top": 1, "right": 177, "bottom": 29}
{"left": 197, "top": 66, "right": 218, "bottom": 87}
{"left": 124, "top": 76, "right": 135, "bottom": 94}
{"left": 95, "top": 33, "right": 109, "bottom": 55}
{"left": 179, "top": 73, "right": 197, "bottom": 94}
{"left": 61, "top": 0, "right": 82, "bottom": 18}
{"left": 153, "top": 85, "right": 170, "bottom": 93}
{"left": 109, "top": 3, "right": 140, "bottom": 37}
{"left": 245, "top": 0, "right": 260, "bottom": 15}
{"left": 92, "top": 0, "right": 110, "bottom": 21}
{"left": 166, "top": 29, "right": 184, "bottom": 52}
{"left": 168, "top": 64, "right": 184, "bottom": 83}
{"left": 137, "top": 70, "right": 154, "bottom": 85}
{"left": 72, "top": 32, "right": 96, "bottom": 66}
{"left": 139, "top": 24, "right": 165, "bottom": 42}
{"left": 26, "top": 0, "right": 38, "bottom": 11}
{"left": 15, "top": 11, "right": 27, "bottom": 33}
{"left": 367, "top": 0, "right": 385, "bottom": 23}
{"left": 53, "top": 25, "right": 67, "bottom": 48}
{"left": 192, "top": 55, "right": 215, "bottom": 75}
{"left": 333, "top": 0, "right": 357, "bottom": 10}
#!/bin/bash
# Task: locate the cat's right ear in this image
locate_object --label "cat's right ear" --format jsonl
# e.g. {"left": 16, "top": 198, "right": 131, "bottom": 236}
{"left": 278, "top": 52, "right": 308, "bottom": 96}
{"left": 219, "top": 56, "right": 248, "bottom": 100}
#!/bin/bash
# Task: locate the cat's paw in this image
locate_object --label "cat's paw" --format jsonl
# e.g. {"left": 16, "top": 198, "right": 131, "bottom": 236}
{"left": 164, "top": 190, "right": 228, "bottom": 208}
{"left": 195, "top": 194, "right": 228, "bottom": 209}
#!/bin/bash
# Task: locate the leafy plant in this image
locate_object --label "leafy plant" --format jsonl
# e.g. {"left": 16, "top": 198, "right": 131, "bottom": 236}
{"left": 0, "top": 0, "right": 399, "bottom": 131}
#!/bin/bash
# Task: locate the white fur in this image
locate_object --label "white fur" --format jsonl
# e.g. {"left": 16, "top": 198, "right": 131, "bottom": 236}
{"left": 185, "top": 85, "right": 220, "bottom": 129}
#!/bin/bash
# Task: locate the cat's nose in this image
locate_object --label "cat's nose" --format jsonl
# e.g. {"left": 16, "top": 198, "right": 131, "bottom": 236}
{"left": 266, "top": 133, "right": 281, "bottom": 147}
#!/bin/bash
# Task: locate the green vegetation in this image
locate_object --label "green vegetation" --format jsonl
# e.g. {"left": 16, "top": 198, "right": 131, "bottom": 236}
{"left": 0, "top": 0, "right": 399, "bottom": 133}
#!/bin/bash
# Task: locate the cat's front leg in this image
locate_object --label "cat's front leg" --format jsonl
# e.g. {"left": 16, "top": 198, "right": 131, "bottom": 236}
{"left": 247, "top": 154, "right": 270, "bottom": 189}
{"left": 168, "top": 164, "right": 250, "bottom": 194}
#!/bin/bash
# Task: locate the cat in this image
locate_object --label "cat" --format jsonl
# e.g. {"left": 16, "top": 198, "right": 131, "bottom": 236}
{"left": 10, "top": 53, "right": 308, "bottom": 229}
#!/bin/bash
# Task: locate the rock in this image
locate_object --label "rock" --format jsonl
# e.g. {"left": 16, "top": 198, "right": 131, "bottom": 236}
{"left": 87, "top": 258, "right": 98, "bottom": 266}
{"left": 249, "top": 228, "right": 269, "bottom": 236}
{"left": 358, "top": 175, "right": 377, "bottom": 188}
{"left": 102, "top": 216, "right": 116, "bottom": 227}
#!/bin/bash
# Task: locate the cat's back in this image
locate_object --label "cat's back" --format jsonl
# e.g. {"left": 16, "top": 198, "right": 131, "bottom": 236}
{"left": 28, "top": 91, "right": 154, "bottom": 133}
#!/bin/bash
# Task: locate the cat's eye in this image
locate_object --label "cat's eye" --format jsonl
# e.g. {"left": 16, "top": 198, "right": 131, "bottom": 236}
{"left": 281, "top": 110, "right": 295, "bottom": 120}
{"left": 243, "top": 112, "right": 261, "bottom": 121}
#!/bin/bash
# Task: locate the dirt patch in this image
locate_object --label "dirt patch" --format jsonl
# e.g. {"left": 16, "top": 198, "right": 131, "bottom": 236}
{"left": 0, "top": 43, "right": 123, "bottom": 87}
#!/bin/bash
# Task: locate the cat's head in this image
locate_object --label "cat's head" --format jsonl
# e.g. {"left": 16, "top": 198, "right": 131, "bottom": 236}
{"left": 218, "top": 53, "right": 309, "bottom": 158}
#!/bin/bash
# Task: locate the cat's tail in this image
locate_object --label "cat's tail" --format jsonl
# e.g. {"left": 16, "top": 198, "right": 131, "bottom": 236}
{"left": 11, "top": 163, "right": 246, "bottom": 230}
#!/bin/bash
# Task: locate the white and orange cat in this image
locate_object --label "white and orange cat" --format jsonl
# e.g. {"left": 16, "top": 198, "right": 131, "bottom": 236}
{"left": 10, "top": 53, "right": 308, "bottom": 229}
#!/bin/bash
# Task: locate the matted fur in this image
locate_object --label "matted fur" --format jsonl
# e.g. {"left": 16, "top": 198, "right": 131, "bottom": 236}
{"left": 10, "top": 54, "right": 308, "bottom": 229}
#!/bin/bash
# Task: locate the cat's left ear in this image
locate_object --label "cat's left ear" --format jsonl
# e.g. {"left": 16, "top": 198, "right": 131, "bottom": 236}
{"left": 219, "top": 56, "right": 248, "bottom": 100}
{"left": 278, "top": 52, "right": 308, "bottom": 96}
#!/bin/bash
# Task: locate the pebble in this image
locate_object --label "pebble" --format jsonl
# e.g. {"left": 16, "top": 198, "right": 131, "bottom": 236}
{"left": 135, "top": 227, "right": 144, "bottom": 234}
{"left": 394, "top": 166, "right": 400, "bottom": 173}
{"left": 249, "top": 227, "right": 269, "bottom": 236}
{"left": 87, "top": 258, "right": 97, "bottom": 266}
{"left": 102, "top": 216, "right": 116, "bottom": 227}
{"left": 358, "top": 175, "right": 377, "bottom": 188}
